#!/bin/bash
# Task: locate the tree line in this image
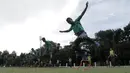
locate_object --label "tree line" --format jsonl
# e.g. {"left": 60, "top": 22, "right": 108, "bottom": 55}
{"left": 0, "top": 22, "right": 130, "bottom": 67}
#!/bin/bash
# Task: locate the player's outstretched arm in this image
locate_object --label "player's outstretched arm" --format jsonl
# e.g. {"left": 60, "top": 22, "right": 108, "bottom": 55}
{"left": 59, "top": 27, "right": 72, "bottom": 33}
{"left": 76, "top": 1, "right": 88, "bottom": 21}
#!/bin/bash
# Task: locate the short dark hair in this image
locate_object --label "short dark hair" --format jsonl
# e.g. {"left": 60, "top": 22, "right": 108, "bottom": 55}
{"left": 66, "top": 17, "right": 72, "bottom": 22}
{"left": 42, "top": 37, "right": 45, "bottom": 40}
{"left": 57, "top": 43, "right": 60, "bottom": 45}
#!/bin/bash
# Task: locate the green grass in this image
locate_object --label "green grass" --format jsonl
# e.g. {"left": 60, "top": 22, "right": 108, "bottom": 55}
{"left": 0, "top": 67, "right": 130, "bottom": 73}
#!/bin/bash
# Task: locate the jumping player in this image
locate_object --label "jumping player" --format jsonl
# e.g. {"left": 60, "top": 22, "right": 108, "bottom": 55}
{"left": 59, "top": 1, "right": 99, "bottom": 52}
{"left": 41, "top": 37, "right": 53, "bottom": 55}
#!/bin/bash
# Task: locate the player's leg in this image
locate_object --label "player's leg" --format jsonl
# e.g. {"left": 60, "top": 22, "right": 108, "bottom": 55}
{"left": 84, "top": 37, "right": 100, "bottom": 47}
{"left": 78, "top": 31, "right": 100, "bottom": 47}
{"left": 43, "top": 48, "right": 50, "bottom": 56}
{"left": 72, "top": 37, "right": 83, "bottom": 52}
{"left": 83, "top": 56, "right": 91, "bottom": 71}
{"left": 76, "top": 52, "right": 82, "bottom": 66}
{"left": 77, "top": 59, "right": 83, "bottom": 69}
{"left": 43, "top": 48, "right": 47, "bottom": 55}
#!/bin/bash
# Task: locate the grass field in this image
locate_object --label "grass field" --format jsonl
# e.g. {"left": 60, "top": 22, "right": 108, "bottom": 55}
{"left": 0, "top": 67, "right": 130, "bottom": 73}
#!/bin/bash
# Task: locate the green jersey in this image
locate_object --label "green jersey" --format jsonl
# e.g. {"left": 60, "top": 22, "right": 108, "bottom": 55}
{"left": 45, "top": 41, "right": 52, "bottom": 50}
{"left": 66, "top": 4, "right": 88, "bottom": 35}
{"left": 70, "top": 18, "right": 85, "bottom": 35}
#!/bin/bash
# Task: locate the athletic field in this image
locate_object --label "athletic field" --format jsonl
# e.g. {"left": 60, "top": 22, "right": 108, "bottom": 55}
{"left": 0, "top": 67, "right": 130, "bottom": 73}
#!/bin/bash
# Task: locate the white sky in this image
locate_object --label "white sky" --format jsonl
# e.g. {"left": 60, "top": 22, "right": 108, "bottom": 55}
{"left": 0, "top": 0, "right": 130, "bottom": 55}
{"left": 0, "top": 0, "right": 79, "bottom": 55}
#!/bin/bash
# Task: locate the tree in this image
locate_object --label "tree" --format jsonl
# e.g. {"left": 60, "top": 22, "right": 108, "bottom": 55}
{"left": 95, "top": 29, "right": 114, "bottom": 49}
{"left": 114, "top": 28, "right": 124, "bottom": 44}
{"left": 0, "top": 51, "right": 3, "bottom": 66}
{"left": 123, "top": 22, "right": 130, "bottom": 42}
{"left": 2, "top": 50, "right": 9, "bottom": 66}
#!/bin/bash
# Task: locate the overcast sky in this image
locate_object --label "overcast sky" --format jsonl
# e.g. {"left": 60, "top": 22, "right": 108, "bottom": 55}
{"left": 0, "top": 0, "right": 130, "bottom": 55}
